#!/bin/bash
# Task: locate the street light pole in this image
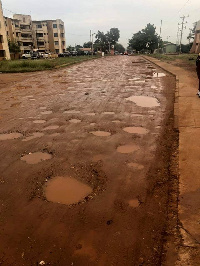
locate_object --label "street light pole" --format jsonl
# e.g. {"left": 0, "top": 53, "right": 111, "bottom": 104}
{"left": 91, "top": 32, "right": 95, "bottom": 56}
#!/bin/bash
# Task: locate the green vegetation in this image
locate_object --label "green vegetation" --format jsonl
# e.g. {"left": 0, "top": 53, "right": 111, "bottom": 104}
{"left": 128, "top": 24, "right": 162, "bottom": 54}
{"left": 148, "top": 53, "right": 197, "bottom": 65}
{"left": 0, "top": 56, "right": 97, "bottom": 73}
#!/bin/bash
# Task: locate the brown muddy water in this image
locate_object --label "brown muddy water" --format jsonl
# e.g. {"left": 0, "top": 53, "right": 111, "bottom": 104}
{"left": 45, "top": 176, "right": 93, "bottom": 205}
{"left": 127, "top": 162, "right": 144, "bottom": 170}
{"left": 0, "top": 133, "right": 23, "bottom": 140}
{"left": 69, "top": 119, "right": 81, "bottom": 123}
{"left": 153, "top": 72, "right": 166, "bottom": 78}
{"left": 33, "top": 120, "right": 46, "bottom": 124}
{"left": 126, "top": 96, "right": 160, "bottom": 108}
{"left": 21, "top": 152, "right": 52, "bottom": 164}
{"left": 41, "top": 111, "right": 53, "bottom": 115}
{"left": 123, "top": 127, "right": 149, "bottom": 134}
{"left": 117, "top": 144, "right": 140, "bottom": 154}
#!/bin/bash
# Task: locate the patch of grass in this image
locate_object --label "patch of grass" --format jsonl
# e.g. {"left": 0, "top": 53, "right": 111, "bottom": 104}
{"left": 148, "top": 53, "right": 197, "bottom": 65}
{"left": 0, "top": 56, "right": 98, "bottom": 73}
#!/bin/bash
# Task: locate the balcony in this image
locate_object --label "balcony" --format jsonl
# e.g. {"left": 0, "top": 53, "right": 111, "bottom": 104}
{"left": 21, "top": 37, "right": 32, "bottom": 42}
{"left": 20, "top": 28, "right": 32, "bottom": 34}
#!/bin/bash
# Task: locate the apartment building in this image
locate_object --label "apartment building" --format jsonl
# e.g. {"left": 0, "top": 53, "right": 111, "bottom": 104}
{"left": 0, "top": 0, "right": 10, "bottom": 59}
{"left": 4, "top": 14, "right": 66, "bottom": 54}
{"left": 190, "top": 20, "right": 200, "bottom": 54}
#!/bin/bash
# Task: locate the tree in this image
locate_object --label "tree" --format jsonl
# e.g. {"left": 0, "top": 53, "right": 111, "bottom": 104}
{"left": 95, "top": 28, "right": 120, "bottom": 52}
{"left": 128, "top": 24, "right": 161, "bottom": 53}
{"left": 8, "top": 40, "right": 21, "bottom": 54}
{"left": 115, "top": 43, "right": 125, "bottom": 53}
{"left": 106, "top": 28, "right": 120, "bottom": 45}
{"left": 187, "top": 22, "right": 197, "bottom": 43}
{"left": 83, "top": 41, "right": 92, "bottom": 48}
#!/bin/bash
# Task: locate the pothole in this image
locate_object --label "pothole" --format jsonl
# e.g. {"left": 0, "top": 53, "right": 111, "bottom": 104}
{"left": 153, "top": 72, "right": 166, "bottom": 78}
{"left": 126, "top": 96, "right": 160, "bottom": 108}
{"left": 45, "top": 176, "right": 92, "bottom": 205}
{"left": 103, "top": 112, "right": 115, "bottom": 115}
{"left": 63, "top": 110, "right": 80, "bottom": 114}
{"left": 33, "top": 120, "right": 46, "bottom": 124}
{"left": 128, "top": 199, "right": 139, "bottom": 208}
{"left": 22, "top": 132, "right": 44, "bottom": 142}
{"left": 127, "top": 162, "right": 144, "bottom": 170}
{"left": 69, "top": 119, "right": 81, "bottom": 123}
{"left": 21, "top": 152, "right": 52, "bottom": 164}
{"left": 0, "top": 133, "right": 23, "bottom": 140}
{"left": 42, "top": 125, "right": 59, "bottom": 131}
{"left": 90, "top": 131, "right": 111, "bottom": 137}
{"left": 117, "top": 144, "right": 139, "bottom": 154}
{"left": 39, "top": 107, "right": 47, "bottom": 110}
{"left": 123, "top": 127, "right": 149, "bottom": 134}
{"left": 41, "top": 111, "right": 52, "bottom": 115}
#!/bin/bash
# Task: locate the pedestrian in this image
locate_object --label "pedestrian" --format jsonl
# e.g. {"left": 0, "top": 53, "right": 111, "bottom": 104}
{"left": 196, "top": 53, "right": 200, "bottom": 96}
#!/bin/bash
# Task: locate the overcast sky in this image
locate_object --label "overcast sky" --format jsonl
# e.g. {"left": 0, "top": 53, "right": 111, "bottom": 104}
{"left": 2, "top": 0, "right": 200, "bottom": 48}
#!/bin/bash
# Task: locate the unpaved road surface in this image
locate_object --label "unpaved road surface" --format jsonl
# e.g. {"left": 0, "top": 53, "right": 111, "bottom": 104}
{"left": 0, "top": 56, "right": 177, "bottom": 265}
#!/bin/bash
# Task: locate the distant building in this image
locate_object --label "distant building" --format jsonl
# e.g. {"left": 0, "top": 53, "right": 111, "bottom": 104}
{"left": 0, "top": 0, "right": 10, "bottom": 59}
{"left": 190, "top": 20, "right": 200, "bottom": 54}
{"left": 4, "top": 14, "right": 66, "bottom": 54}
{"left": 163, "top": 42, "right": 177, "bottom": 54}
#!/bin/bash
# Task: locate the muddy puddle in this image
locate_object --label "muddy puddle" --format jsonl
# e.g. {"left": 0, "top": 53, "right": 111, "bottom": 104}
{"left": 45, "top": 176, "right": 92, "bottom": 205}
{"left": 42, "top": 125, "right": 59, "bottom": 131}
{"left": 22, "top": 132, "right": 44, "bottom": 142}
{"left": 64, "top": 110, "right": 80, "bottom": 114}
{"left": 126, "top": 96, "right": 160, "bottom": 108}
{"left": 117, "top": 144, "right": 140, "bottom": 154}
{"left": 21, "top": 152, "right": 52, "bottom": 164}
{"left": 103, "top": 112, "right": 115, "bottom": 115}
{"left": 127, "top": 162, "right": 144, "bottom": 170}
{"left": 69, "top": 119, "right": 81, "bottom": 123}
{"left": 41, "top": 111, "right": 52, "bottom": 115}
{"left": 123, "top": 127, "right": 149, "bottom": 134}
{"left": 0, "top": 133, "right": 23, "bottom": 140}
{"left": 33, "top": 120, "right": 46, "bottom": 124}
{"left": 128, "top": 199, "right": 139, "bottom": 208}
{"left": 90, "top": 131, "right": 111, "bottom": 137}
{"left": 153, "top": 72, "right": 166, "bottom": 78}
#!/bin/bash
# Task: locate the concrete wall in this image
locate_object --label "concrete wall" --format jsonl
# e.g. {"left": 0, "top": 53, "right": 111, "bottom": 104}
{"left": 190, "top": 20, "right": 200, "bottom": 54}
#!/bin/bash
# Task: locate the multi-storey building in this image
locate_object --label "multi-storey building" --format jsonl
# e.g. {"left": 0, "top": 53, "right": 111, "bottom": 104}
{"left": 190, "top": 21, "right": 200, "bottom": 54}
{"left": 0, "top": 0, "right": 10, "bottom": 59}
{"left": 4, "top": 14, "right": 66, "bottom": 54}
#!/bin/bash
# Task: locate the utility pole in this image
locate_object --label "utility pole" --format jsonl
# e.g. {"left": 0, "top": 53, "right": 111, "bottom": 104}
{"left": 176, "top": 23, "right": 180, "bottom": 46}
{"left": 90, "top": 30, "right": 91, "bottom": 42}
{"left": 188, "top": 28, "right": 192, "bottom": 45}
{"left": 158, "top": 20, "right": 162, "bottom": 49}
{"left": 179, "top": 15, "right": 189, "bottom": 53}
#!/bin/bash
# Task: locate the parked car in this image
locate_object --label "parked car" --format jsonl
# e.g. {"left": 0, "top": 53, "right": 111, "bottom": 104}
{"left": 41, "top": 53, "right": 49, "bottom": 59}
{"left": 21, "top": 53, "right": 31, "bottom": 59}
{"left": 58, "top": 51, "right": 71, "bottom": 57}
{"left": 31, "top": 52, "right": 40, "bottom": 60}
{"left": 70, "top": 51, "right": 78, "bottom": 56}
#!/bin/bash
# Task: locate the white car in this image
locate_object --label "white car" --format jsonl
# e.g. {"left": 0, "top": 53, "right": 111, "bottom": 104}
{"left": 21, "top": 53, "right": 31, "bottom": 59}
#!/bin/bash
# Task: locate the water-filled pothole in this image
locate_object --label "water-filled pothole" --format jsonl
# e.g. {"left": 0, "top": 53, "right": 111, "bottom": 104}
{"left": 64, "top": 110, "right": 80, "bottom": 114}
{"left": 127, "top": 162, "right": 144, "bottom": 170}
{"left": 45, "top": 176, "right": 92, "bottom": 205}
{"left": 90, "top": 131, "right": 111, "bottom": 137}
{"left": 69, "top": 119, "right": 81, "bottom": 123}
{"left": 33, "top": 120, "right": 46, "bottom": 124}
{"left": 42, "top": 125, "right": 59, "bottom": 131}
{"left": 117, "top": 144, "right": 139, "bottom": 154}
{"left": 21, "top": 152, "right": 52, "bottom": 164}
{"left": 41, "top": 111, "right": 52, "bottom": 115}
{"left": 126, "top": 96, "right": 160, "bottom": 108}
{"left": 0, "top": 133, "right": 23, "bottom": 140}
{"left": 103, "top": 112, "right": 115, "bottom": 115}
{"left": 128, "top": 199, "right": 139, "bottom": 208}
{"left": 153, "top": 72, "right": 166, "bottom": 78}
{"left": 123, "top": 127, "right": 149, "bottom": 134}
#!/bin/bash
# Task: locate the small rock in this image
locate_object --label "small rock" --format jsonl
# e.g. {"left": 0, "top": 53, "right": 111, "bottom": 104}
{"left": 39, "top": 261, "right": 45, "bottom": 265}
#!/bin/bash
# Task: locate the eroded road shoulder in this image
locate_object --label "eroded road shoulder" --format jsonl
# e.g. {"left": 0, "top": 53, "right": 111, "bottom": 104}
{"left": 0, "top": 56, "right": 177, "bottom": 265}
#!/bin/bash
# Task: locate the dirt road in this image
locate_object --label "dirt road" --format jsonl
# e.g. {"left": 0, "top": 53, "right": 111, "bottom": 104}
{"left": 0, "top": 56, "right": 177, "bottom": 265}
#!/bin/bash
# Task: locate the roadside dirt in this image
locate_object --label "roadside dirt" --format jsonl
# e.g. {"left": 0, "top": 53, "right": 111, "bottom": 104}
{"left": 0, "top": 56, "right": 178, "bottom": 265}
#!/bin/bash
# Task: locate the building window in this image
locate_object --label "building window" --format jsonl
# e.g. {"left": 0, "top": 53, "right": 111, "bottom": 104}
{"left": 55, "top": 41, "right": 59, "bottom": 45}
{"left": 61, "top": 33, "right": 64, "bottom": 38}
{"left": 54, "top": 33, "right": 58, "bottom": 37}
{"left": 0, "top": 35, "right": 3, "bottom": 43}
{"left": 37, "top": 24, "right": 42, "bottom": 28}
{"left": 53, "top": 24, "right": 57, "bottom": 28}
{"left": 23, "top": 18, "right": 25, "bottom": 23}
{"left": 62, "top": 41, "right": 65, "bottom": 45}
{"left": 55, "top": 49, "right": 59, "bottom": 54}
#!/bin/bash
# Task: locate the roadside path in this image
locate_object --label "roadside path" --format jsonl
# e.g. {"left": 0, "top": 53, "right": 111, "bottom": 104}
{"left": 144, "top": 56, "right": 200, "bottom": 265}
